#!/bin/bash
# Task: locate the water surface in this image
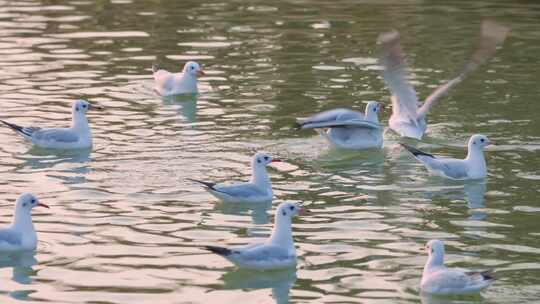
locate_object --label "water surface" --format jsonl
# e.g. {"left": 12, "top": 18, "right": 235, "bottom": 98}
{"left": 0, "top": 0, "right": 539, "bottom": 303}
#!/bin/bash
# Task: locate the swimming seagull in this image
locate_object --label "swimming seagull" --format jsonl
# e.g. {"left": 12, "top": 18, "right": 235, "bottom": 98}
{"left": 378, "top": 20, "right": 509, "bottom": 139}
{"left": 401, "top": 134, "right": 494, "bottom": 180}
{"left": 296, "top": 101, "right": 384, "bottom": 150}
{"left": 421, "top": 240, "right": 496, "bottom": 295}
{"left": 0, "top": 99, "right": 100, "bottom": 150}
{"left": 188, "top": 152, "right": 280, "bottom": 204}
{"left": 204, "top": 202, "right": 306, "bottom": 270}
{"left": 0, "top": 193, "right": 49, "bottom": 253}
{"left": 152, "top": 61, "right": 205, "bottom": 96}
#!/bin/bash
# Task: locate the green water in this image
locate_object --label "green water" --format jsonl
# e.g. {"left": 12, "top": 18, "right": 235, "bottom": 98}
{"left": 0, "top": 0, "right": 538, "bottom": 303}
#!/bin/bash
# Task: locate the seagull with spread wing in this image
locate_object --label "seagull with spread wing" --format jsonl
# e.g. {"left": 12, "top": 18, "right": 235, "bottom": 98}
{"left": 378, "top": 21, "right": 509, "bottom": 139}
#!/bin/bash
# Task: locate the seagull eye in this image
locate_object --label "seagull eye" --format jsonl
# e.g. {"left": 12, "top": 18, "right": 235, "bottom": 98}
{"left": 31, "top": 199, "right": 36, "bottom": 204}
{"left": 264, "top": 156, "right": 269, "bottom": 161}
{"left": 289, "top": 206, "right": 295, "bottom": 211}
{"left": 480, "top": 138, "right": 485, "bottom": 143}
{"left": 83, "top": 104, "right": 87, "bottom": 108}
{"left": 373, "top": 108, "right": 377, "bottom": 112}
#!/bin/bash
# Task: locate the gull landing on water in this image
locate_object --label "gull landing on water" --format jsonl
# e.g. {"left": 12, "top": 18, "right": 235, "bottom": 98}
{"left": 0, "top": 100, "right": 101, "bottom": 150}
{"left": 152, "top": 61, "right": 205, "bottom": 96}
{"left": 188, "top": 152, "right": 279, "bottom": 204}
{"left": 401, "top": 134, "right": 494, "bottom": 180}
{"left": 421, "top": 240, "right": 496, "bottom": 295}
{"left": 296, "top": 101, "right": 384, "bottom": 150}
{"left": 204, "top": 202, "right": 306, "bottom": 270}
{"left": 378, "top": 20, "right": 509, "bottom": 140}
{"left": 0, "top": 193, "right": 49, "bottom": 253}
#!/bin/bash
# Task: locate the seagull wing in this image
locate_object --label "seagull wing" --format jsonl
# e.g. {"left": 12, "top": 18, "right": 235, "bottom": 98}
{"left": 418, "top": 20, "right": 509, "bottom": 117}
{"left": 214, "top": 183, "right": 266, "bottom": 198}
{"left": 297, "top": 108, "right": 380, "bottom": 130}
{"left": 0, "top": 229, "right": 21, "bottom": 247}
{"left": 378, "top": 30, "right": 420, "bottom": 126}
{"left": 153, "top": 69, "right": 175, "bottom": 93}
{"left": 33, "top": 128, "right": 80, "bottom": 143}
{"left": 238, "top": 244, "right": 292, "bottom": 262}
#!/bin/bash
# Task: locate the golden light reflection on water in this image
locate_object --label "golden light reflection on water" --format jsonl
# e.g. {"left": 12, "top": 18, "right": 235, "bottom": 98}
{"left": 0, "top": 0, "right": 539, "bottom": 303}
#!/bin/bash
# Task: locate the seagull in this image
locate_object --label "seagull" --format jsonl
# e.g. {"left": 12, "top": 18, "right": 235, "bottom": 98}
{"left": 204, "top": 202, "right": 306, "bottom": 270}
{"left": 401, "top": 134, "right": 494, "bottom": 180}
{"left": 0, "top": 193, "right": 49, "bottom": 253}
{"left": 378, "top": 20, "right": 509, "bottom": 139}
{"left": 189, "top": 152, "right": 279, "bottom": 204}
{"left": 421, "top": 240, "right": 496, "bottom": 295}
{"left": 0, "top": 100, "right": 100, "bottom": 150}
{"left": 152, "top": 61, "right": 205, "bottom": 96}
{"left": 296, "top": 101, "right": 384, "bottom": 150}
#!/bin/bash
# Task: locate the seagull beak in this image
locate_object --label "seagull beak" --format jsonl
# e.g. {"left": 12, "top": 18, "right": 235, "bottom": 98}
{"left": 271, "top": 159, "right": 282, "bottom": 163}
{"left": 489, "top": 139, "right": 497, "bottom": 145}
{"left": 379, "top": 104, "right": 385, "bottom": 111}
{"left": 197, "top": 70, "right": 206, "bottom": 77}
{"left": 38, "top": 203, "right": 50, "bottom": 209}
{"left": 298, "top": 207, "right": 309, "bottom": 215}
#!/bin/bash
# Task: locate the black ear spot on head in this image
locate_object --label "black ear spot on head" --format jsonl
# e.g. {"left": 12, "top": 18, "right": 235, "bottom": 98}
{"left": 23, "top": 203, "right": 27, "bottom": 207}
{"left": 75, "top": 107, "right": 79, "bottom": 111}
{"left": 257, "top": 159, "right": 261, "bottom": 163}
{"left": 282, "top": 211, "right": 286, "bottom": 216}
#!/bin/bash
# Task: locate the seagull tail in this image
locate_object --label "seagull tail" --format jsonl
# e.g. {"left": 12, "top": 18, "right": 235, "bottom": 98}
{"left": 152, "top": 63, "right": 162, "bottom": 73}
{"left": 0, "top": 120, "right": 32, "bottom": 137}
{"left": 204, "top": 245, "right": 232, "bottom": 256}
{"left": 187, "top": 178, "right": 217, "bottom": 191}
{"left": 400, "top": 143, "right": 434, "bottom": 158}
{"left": 479, "top": 270, "right": 497, "bottom": 281}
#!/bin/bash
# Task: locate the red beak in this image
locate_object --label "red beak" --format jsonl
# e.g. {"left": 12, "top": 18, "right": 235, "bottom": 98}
{"left": 197, "top": 70, "right": 205, "bottom": 77}
{"left": 379, "top": 104, "right": 385, "bottom": 111}
{"left": 271, "top": 159, "right": 282, "bottom": 163}
{"left": 38, "top": 203, "right": 50, "bottom": 209}
{"left": 298, "top": 207, "right": 309, "bottom": 215}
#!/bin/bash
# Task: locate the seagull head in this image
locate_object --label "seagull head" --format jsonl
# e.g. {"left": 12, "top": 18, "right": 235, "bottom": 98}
{"left": 276, "top": 202, "right": 307, "bottom": 219}
{"left": 469, "top": 134, "right": 494, "bottom": 150}
{"left": 425, "top": 239, "right": 445, "bottom": 265}
{"left": 73, "top": 99, "right": 102, "bottom": 115}
{"left": 183, "top": 61, "right": 205, "bottom": 77}
{"left": 15, "top": 193, "right": 49, "bottom": 216}
{"left": 252, "top": 152, "right": 281, "bottom": 168}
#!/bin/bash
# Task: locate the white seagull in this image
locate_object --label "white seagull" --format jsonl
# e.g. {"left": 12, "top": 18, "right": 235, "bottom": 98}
{"left": 378, "top": 20, "right": 509, "bottom": 139}
{"left": 421, "top": 240, "right": 496, "bottom": 295}
{"left": 401, "top": 134, "right": 494, "bottom": 180}
{"left": 205, "top": 202, "right": 306, "bottom": 270}
{"left": 296, "top": 101, "right": 384, "bottom": 150}
{"left": 0, "top": 100, "right": 100, "bottom": 150}
{"left": 189, "top": 152, "right": 279, "bottom": 204}
{"left": 152, "top": 61, "right": 205, "bottom": 96}
{"left": 0, "top": 193, "right": 49, "bottom": 253}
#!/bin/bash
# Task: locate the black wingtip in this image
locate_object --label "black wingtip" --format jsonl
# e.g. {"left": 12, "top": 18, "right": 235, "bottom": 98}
{"left": 0, "top": 120, "right": 30, "bottom": 137}
{"left": 293, "top": 121, "right": 303, "bottom": 130}
{"left": 400, "top": 143, "right": 434, "bottom": 158}
{"left": 152, "top": 63, "right": 162, "bottom": 73}
{"left": 204, "top": 245, "right": 232, "bottom": 256}
{"left": 480, "top": 271, "right": 496, "bottom": 281}
{"left": 187, "top": 178, "right": 217, "bottom": 191}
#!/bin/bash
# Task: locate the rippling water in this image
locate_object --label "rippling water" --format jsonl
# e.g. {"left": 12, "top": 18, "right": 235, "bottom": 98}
{"left": 0, "top": 0, "right": 539, "bottom": 303}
